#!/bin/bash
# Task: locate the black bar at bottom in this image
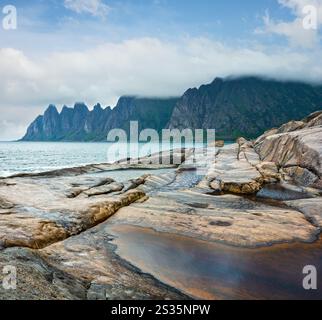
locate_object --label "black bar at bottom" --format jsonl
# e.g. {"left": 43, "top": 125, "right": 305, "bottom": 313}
{"left": 0, "top": 300, "right": 320, "bottom": 319}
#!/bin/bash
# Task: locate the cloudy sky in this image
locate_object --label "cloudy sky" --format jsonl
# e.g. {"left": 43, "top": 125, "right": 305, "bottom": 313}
{"left": 0, "top": 0, "right": 322, "bottom": 140}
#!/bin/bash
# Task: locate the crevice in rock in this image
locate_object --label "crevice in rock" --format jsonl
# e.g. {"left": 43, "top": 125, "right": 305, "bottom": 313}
{"left": 1, "top": 190, "right": 146, "bottom": 251}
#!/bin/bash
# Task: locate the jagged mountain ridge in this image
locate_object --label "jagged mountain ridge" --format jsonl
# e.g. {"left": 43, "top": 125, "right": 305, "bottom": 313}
{"left": 22, "top": 97, "right": 178, "bottom": 141}
{"left": 21, "top": 77, "right": 322, "bottom": 141}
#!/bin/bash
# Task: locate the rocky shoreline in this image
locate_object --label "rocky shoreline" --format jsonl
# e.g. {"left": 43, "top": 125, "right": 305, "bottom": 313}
{"left": 0, "top": 111, "right": 321, "bottom": 300}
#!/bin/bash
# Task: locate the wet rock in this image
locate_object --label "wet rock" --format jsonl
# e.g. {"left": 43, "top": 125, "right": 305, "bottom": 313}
{"left": 38, "top": 225, "right": 190, "bottom": 300}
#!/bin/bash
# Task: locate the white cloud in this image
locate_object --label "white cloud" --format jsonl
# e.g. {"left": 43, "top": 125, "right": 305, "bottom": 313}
{"left": 256, "top": 0, "right": 322, "bottom": 48}
{"left": 1, "top": 37, "right": 322, "bottom": 140}
{"left": 0, "top": 119, "right": 29, "bottom": 141}
{"left": 0, "top": 104, "right": 44, "bottom": 141}
{"left": 64, "top": 0, "right": 110, "bottom": 18}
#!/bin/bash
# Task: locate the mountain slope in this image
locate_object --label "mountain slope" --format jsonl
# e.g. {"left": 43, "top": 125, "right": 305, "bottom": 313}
{"left": 168, "top": 77, "right": 322, "bottom": 139}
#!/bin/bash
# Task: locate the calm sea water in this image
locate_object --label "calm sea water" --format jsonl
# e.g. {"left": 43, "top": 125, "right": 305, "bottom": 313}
{"left": 0, "top": 141, "right": 205, "bottom": 177}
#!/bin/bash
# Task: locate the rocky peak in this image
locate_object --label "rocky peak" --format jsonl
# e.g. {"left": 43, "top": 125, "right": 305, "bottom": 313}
{"left": 93, "top": 103, "right": 103, "bottom": 112}
{"left": 42, "top": 104, "right": 61, "bottom": 139}
{"left": 73, "top": 103, "right": 89, "bottom": 114}
{"left": 114, "top": 96, "right": 136, "bottom": 113}
{"left": 61, "top": 105, "right": 71, "bottom": 113}
{"left": 44, "top": 104, "right": 59, "bottom": 117}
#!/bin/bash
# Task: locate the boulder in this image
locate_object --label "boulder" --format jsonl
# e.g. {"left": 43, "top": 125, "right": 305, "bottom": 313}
{"left": 254, "top": 111, "right": 322, "bottom": 188}
{"left": 207, "top": 144, "right": 263, "bottom": 195}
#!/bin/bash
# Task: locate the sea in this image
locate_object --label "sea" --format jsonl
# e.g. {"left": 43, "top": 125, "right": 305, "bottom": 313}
{"left": 0, "top": 141, "right": 207, "bottom": 177}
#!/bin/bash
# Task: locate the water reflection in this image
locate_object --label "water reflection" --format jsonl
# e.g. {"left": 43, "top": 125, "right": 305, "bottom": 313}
{"left": 110, "top": 224, "right": 322, "bottom": 300}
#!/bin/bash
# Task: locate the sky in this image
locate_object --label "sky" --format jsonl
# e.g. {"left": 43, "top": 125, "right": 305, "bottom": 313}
{"left": 0, "top": 0, "right": 322, "bottom": 140}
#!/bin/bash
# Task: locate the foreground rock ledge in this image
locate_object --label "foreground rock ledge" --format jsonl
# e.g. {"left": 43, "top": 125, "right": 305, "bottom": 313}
{"left": 0, "top": 111, "right": 321, "bottom": 300}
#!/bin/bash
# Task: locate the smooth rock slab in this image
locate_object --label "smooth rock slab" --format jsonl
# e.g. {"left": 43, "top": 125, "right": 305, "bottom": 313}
{"left": 0, "top": 174, "right": 145, "bottom": 249}
{"left": 108, "top": 189, "right": 317, "bottom": 247}
{"left": 0, "top": 215, "right": 67, "bottom": 249}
